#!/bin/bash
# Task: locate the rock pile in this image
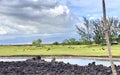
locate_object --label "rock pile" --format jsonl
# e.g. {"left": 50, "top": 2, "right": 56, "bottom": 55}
{"left": 0, "top": 56, "right": 119, "bottom": 75}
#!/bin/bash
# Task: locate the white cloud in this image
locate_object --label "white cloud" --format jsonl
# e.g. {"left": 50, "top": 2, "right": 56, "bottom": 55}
{"left": 0, "top": 0, "right": 74, "bottom": 35}
{"left": 49, "top": 5, "right": 69, "bottom": 16}
{"left": 1, "top": 0, "right": 120, "bottom": 44}
{"left": 0, "top": 28, "right": 7, "bottom": 35}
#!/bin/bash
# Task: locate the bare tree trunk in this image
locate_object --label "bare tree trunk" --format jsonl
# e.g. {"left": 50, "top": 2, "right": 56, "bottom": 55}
{"left": 102, "top": 0, "right": 117, "bottom": 75}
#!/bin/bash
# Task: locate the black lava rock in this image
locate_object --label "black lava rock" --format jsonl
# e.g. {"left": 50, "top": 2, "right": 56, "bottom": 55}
{"left": 0, "top": 58, "right": 119, "bottom": 75}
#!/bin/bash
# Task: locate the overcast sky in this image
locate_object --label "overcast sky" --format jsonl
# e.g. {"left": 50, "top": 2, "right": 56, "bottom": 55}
{"left": 0, "top": 0, "right": 120, "bottom": 44}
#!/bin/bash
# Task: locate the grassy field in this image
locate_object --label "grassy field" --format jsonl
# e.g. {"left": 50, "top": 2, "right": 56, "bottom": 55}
{"left": 0, "top": 45, "right": 120, "bottom": 56}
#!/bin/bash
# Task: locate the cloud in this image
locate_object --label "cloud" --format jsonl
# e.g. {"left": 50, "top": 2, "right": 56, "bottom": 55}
{"left": 49, "top": 5, "right": 69, "bottom": 16}
{"left": 65, "top": 0, "right": 120, "bottom": 19}
{"left": 0, "top": 28, "right": 7, "bottom": 35}
{"left": 1, "top": 0, "right": 120, "bottom": 44}
{"left": 0, "top": 0, "right": 74, "bottom": 35}
{"left": 2, "top": 0, "right": 120, "bottom": 35}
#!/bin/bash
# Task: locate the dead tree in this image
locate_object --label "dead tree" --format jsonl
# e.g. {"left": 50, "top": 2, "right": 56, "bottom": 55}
{"left": 102, "top": 0, "right": 117, "bottom": 75}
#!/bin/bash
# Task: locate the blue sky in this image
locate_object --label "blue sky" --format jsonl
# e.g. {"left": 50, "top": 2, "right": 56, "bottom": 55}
{"left": 0, "top": 0, "right": 120, "bottom": 45}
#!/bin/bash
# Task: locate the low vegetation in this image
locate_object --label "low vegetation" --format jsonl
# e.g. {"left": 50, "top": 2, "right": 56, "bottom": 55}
{"left": 32, "top": 39, "right": 42, "bottom": 47}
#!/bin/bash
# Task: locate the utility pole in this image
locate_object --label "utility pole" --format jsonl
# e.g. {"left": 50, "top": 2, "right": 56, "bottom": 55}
{"left": 102, "top": 0, "right": 117, "bottom": 75}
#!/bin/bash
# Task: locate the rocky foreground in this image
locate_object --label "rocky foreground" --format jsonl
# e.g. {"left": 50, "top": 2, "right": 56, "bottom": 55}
{"left": 0, "top": 56, "right": 120, "bottom": 75}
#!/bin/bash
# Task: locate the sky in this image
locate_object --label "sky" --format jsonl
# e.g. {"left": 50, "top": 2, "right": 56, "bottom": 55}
{"left": 0, "top": 0, "right": 120, "bottom": 45}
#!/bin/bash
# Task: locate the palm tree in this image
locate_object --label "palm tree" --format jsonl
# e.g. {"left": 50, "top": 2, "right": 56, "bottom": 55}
{"left": 102, "top": 0, "right": 117, "bottom": 75}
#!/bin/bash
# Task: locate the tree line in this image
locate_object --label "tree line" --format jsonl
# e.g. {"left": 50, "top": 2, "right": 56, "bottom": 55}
{"left": 32, "top": 17, "right": 120, "bottom": 46}
{"left": 53, "top": 38, "right": 92, "bottom": 45}
{"left": 32, "top": 38, "right": 93, "bottom": 46}
{"left": 76, "top": 17, "right": 120, "bottom": 45}
{"left": 53, "top": 17, "right": 120, "bottom": 45}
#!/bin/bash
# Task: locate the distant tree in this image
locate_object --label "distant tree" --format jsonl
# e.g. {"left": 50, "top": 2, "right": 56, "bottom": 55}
{"left": 92, "top": 19, "right": 105, "bottom": 45}
{"left": 77, "top": 17, "right": 120, "bottom": 45}
{"left": 32, "top": 38, "right": 42, "bottom": 47}
{"left": 62, "top": 39, "right": 70, "bottom": 45}
{"left": 107, "top": 17, "right": 120, "bottom": 43}
{"left": 116, "top": 34, "right": 120, "bottom": 43}
{"left": 69, "top": 38, "right": 76, "bottom": 45}
{"left": 76, "top": 17, "right": 92, "bottom": 44}
{"left": 82, "top": 39, "right": 91, "bottom": 45}
{"left": 52, "top": 41, "right": 59, "bottom": 45}
{"left": 75, "top": 41, "right": 81, "bottom": 45}
{"left": 36, "top": 39, "right": 42, "bottom": 47}
{"left": 32, "top": 41, "right": 36, "bottom": 46}
{"left": 62, "top": 38, "right": 82, "bottom": 45}
{"left": 92, "top": 17, "right": 120, "bottom": 45}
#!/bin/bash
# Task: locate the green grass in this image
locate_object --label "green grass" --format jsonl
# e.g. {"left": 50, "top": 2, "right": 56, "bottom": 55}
{"left": 0, "top": 45, "right": 120, "bottom": 56}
